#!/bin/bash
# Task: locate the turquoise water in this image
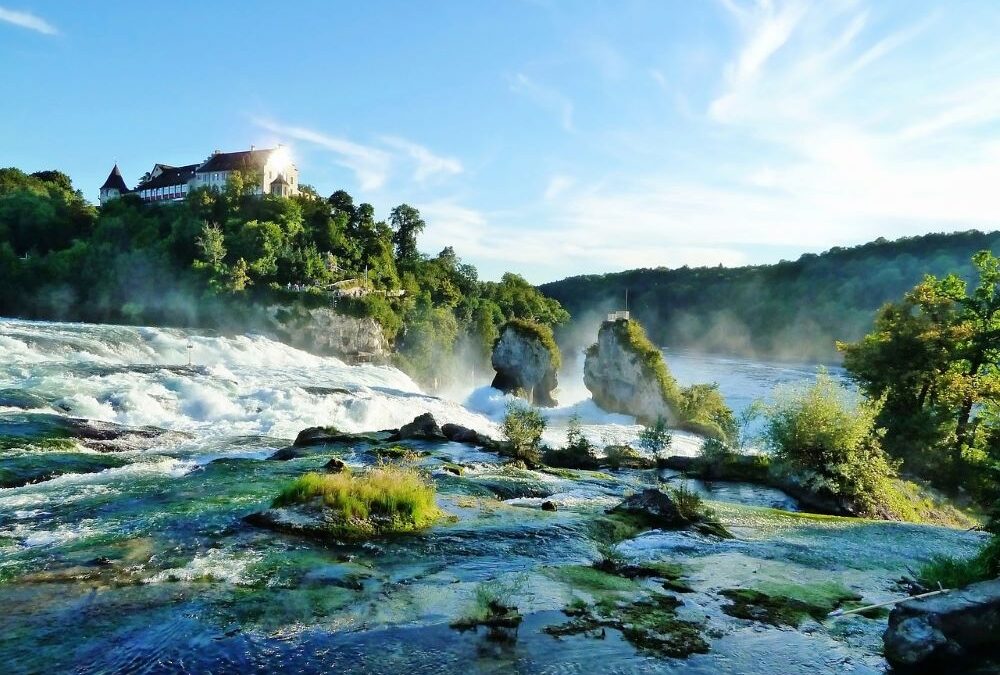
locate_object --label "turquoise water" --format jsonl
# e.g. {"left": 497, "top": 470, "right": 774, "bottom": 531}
{"left": 0, "top": 319, "right": 985, "bottom": 674}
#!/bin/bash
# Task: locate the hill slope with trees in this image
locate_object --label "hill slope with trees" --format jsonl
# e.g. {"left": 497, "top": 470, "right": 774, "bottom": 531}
{"left": 540, "top": 231, "right": 1000, "bottom": 362}
{"left": 0, "top": 167, "right": 566, "bottom": 387}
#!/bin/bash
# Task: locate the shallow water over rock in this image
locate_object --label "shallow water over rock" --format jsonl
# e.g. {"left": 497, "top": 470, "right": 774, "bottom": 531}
{"left": 0, "top": 318, "right": 987, "bottom": 674}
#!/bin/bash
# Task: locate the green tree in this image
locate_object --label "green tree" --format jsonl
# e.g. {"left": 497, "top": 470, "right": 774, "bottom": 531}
{"left": 501, "top": 402, "right": 546, "bottom": 465}
{"left": 390, "top": 204, "right": 426, "bottom": 268}
{"left": 638, "top": 416, "right": 672, "bottom": 457}
{"left": 762, "top": 371, "right": 898, "bottom": 517}
{"left": 196, "top": 222, "right": 227, "bottom": 268}
{"left": 230, "top": 257, "right": 251, "bottom": 292}
{"left": 841, "top": 250, "right": 1000, "bottom": 484}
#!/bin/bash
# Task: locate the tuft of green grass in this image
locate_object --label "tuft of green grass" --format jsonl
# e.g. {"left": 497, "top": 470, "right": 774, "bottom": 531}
{"left": 451, "top": 576, "right": 525, "bottom": 640}
{"left": 919, "top": 536, "right": 1000, "bottom": 589}
{"left": 272, "top": 465, "right": 443, "bottom": 536}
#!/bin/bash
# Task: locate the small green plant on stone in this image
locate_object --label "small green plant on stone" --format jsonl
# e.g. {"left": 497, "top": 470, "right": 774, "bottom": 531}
{"left": 699, "top": 437, "right": 732, "bottom": 462}
{"left": 638, "top": 416, "right": 672, "bottom": 457}
{"left": 565, "top": 413, "right": 590, "bottom": 453}
{"left": 594, "top": 543, "right": 628, "bottom": 573}
{"left": 604, "top": 443, "right": 643, "bottom": 469}
{"left": 501, "top": 401, "right": 546, "bottom": 465}
{"left": 452, "top": 575, "right": 525, "bottom": 640}
{"left": 668, "top": 482, "right": 704, "bottom": 521}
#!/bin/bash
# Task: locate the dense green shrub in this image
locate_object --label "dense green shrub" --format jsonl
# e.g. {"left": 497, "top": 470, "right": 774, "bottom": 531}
{"left": 762, "top": 371, "right": 900, "bottom": 518}
{"left": 920, "top": 535, "right": 1000, "bottom": 588}
{"left": 501, "top": 402, "right": 547, "bottom": 465}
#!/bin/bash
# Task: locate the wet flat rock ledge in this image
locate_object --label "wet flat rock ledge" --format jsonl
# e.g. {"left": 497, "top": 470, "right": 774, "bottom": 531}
{"left": 883, "top": 578, "right": 1000, "bottom": 670}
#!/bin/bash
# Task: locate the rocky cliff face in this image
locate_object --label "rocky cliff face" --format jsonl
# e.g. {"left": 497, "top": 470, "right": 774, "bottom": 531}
{"left": 583, "top": 319, "right": 679, "bottom": 425}
{"left": 267, "top": 306, "right": 390, "bottom": 362}
{"left": 491, "top": 323, "right": 558, "bottom": 407}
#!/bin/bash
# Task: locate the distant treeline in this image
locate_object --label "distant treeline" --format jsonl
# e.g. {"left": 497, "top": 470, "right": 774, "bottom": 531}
{"left": 540, "top": 230, "right": 1000, "bottom": 362}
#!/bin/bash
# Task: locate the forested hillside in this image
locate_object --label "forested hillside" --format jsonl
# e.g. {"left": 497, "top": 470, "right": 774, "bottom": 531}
{"left": 540, "top": 231, "right": 1000, "bottom": 362}
{"left": 0, "top": 167, "right": 567, "bottom": 386}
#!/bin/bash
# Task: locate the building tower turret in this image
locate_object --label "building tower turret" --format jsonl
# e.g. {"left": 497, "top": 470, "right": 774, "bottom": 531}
{"left": 99, "top": 164, "right": 129, "bottom": 205}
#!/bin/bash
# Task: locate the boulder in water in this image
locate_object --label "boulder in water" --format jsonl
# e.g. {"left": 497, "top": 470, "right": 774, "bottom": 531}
{"left": 324, "top": 458, "right": 347, "bottom": 473}
{"left": 441, "top": 422, "right": 497, "bottom": 448}
{"left": 609, "top": 488, "right": 732, "bottom": 538}
{"left": 883, "top": 578, "right": 1000, "bottom": 669}
{"left": 398, "top": 412, "right": 445, "bottom": 440}
{"left": 268, "top": 446, "right": 309, "bottom": 461}
{"left": 293, "top": 426, "right": 390, "bottom": 447}
{"left": 610, "top": 489, "right": 687, "bottom": 528}
{"left": 490, "top": 320, "right": 560, "bottom": 407}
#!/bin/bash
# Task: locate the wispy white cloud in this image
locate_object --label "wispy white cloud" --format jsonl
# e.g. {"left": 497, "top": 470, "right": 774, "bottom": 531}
{"left": 254, "top": 120, "right": 463, "bottom": 192}
{"left": 0, "top": 6, "right": 58, "bottom": 35}
{"left": 543, "top": 175, "right": 574, "bottom": 201}
{"left": 509, "top": 73, "right": 575, "bottom": 132}
{"left": 379, "top": 136, "right": 463, "bottom": 182}
{"left": 255, "top": 119, "right": 391, "bottom": 191}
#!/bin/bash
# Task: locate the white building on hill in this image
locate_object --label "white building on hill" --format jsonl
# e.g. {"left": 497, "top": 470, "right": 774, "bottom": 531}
{"left": 99, "top": 146, "right": 299, "bottom": 205}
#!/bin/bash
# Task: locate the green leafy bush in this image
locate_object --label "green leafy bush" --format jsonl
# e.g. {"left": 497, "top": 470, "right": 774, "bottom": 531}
{"left": 698, "top": 437, "right": 733, "bottom": 462}
{"left": 544, "top": 413, "right": 600, "bottom": 468}
{"left": 762, "top": 371, "right": 900, "bottom": 518}
{"left": 638, "top": 416, "right": 672, "bottom": 456}
{"left": 501, "top": 402, "right": 546, "bottom": 465}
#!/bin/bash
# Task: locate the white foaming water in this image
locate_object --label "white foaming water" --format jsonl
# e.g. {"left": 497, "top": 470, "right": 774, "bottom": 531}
{"left": 0, "top": 318, "right": 497, "bottom": 445}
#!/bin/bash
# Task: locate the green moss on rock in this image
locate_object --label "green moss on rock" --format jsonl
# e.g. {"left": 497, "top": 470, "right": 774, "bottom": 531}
{"left": 720, "top": 582, "right": 861, "bottom": 627}
{"left": 498, "top": 318, "right": 562, "bottom": 370}
{"left": 545, "top": 593, "right": 709, "bottom": 659}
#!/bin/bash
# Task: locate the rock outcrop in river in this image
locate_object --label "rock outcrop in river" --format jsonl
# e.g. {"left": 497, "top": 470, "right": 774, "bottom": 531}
{"left": 267, "top": 306, "right": 390, "bottom": 362}
{"left": 584, "top": 318, "right": 681, "bottom": 425}
{"left": 883, "top": 578, "right": 1000, "bottom": 669}
{"left": 491, "top": 320, "right": 560, "bottom": 407}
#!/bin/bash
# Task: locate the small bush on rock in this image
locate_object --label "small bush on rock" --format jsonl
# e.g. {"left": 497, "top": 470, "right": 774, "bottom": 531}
{"left": 501, "top": 401, "right": 546, "bottom": 465}
{"left": 638, "top": 416, "right": 672, "bottom": 457}
{"left": 762, "top": 371, "right": 899, "bottom": 518}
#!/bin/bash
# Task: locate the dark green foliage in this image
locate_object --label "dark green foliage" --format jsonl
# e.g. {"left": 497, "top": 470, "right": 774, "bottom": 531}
{"left": 840, "top": 250, "right": 1000, "bottom": 493}
{"left": 544, "top": 414, "right": 600, "bottom": 468}
{"left": 0, "top": 167, "right": 568, "bottom": 390}
{"left": 720, "top": 583, "right": 861, "bottom": 627}
{"left": 544, "top": 592, "right": 709, "bottom": 659}
{"left": 542, "top": 230, "right": 1000, "bottom": 362}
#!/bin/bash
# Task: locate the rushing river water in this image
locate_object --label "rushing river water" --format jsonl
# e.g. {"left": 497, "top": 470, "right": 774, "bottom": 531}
{"left": 0, "top": 318, "right": 986, "bottom": 674}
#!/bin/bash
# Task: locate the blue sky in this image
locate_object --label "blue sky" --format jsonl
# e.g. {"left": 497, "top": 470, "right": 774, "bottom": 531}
{"left": 3, "top": 1, "right": 1000, "bottom": 282}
